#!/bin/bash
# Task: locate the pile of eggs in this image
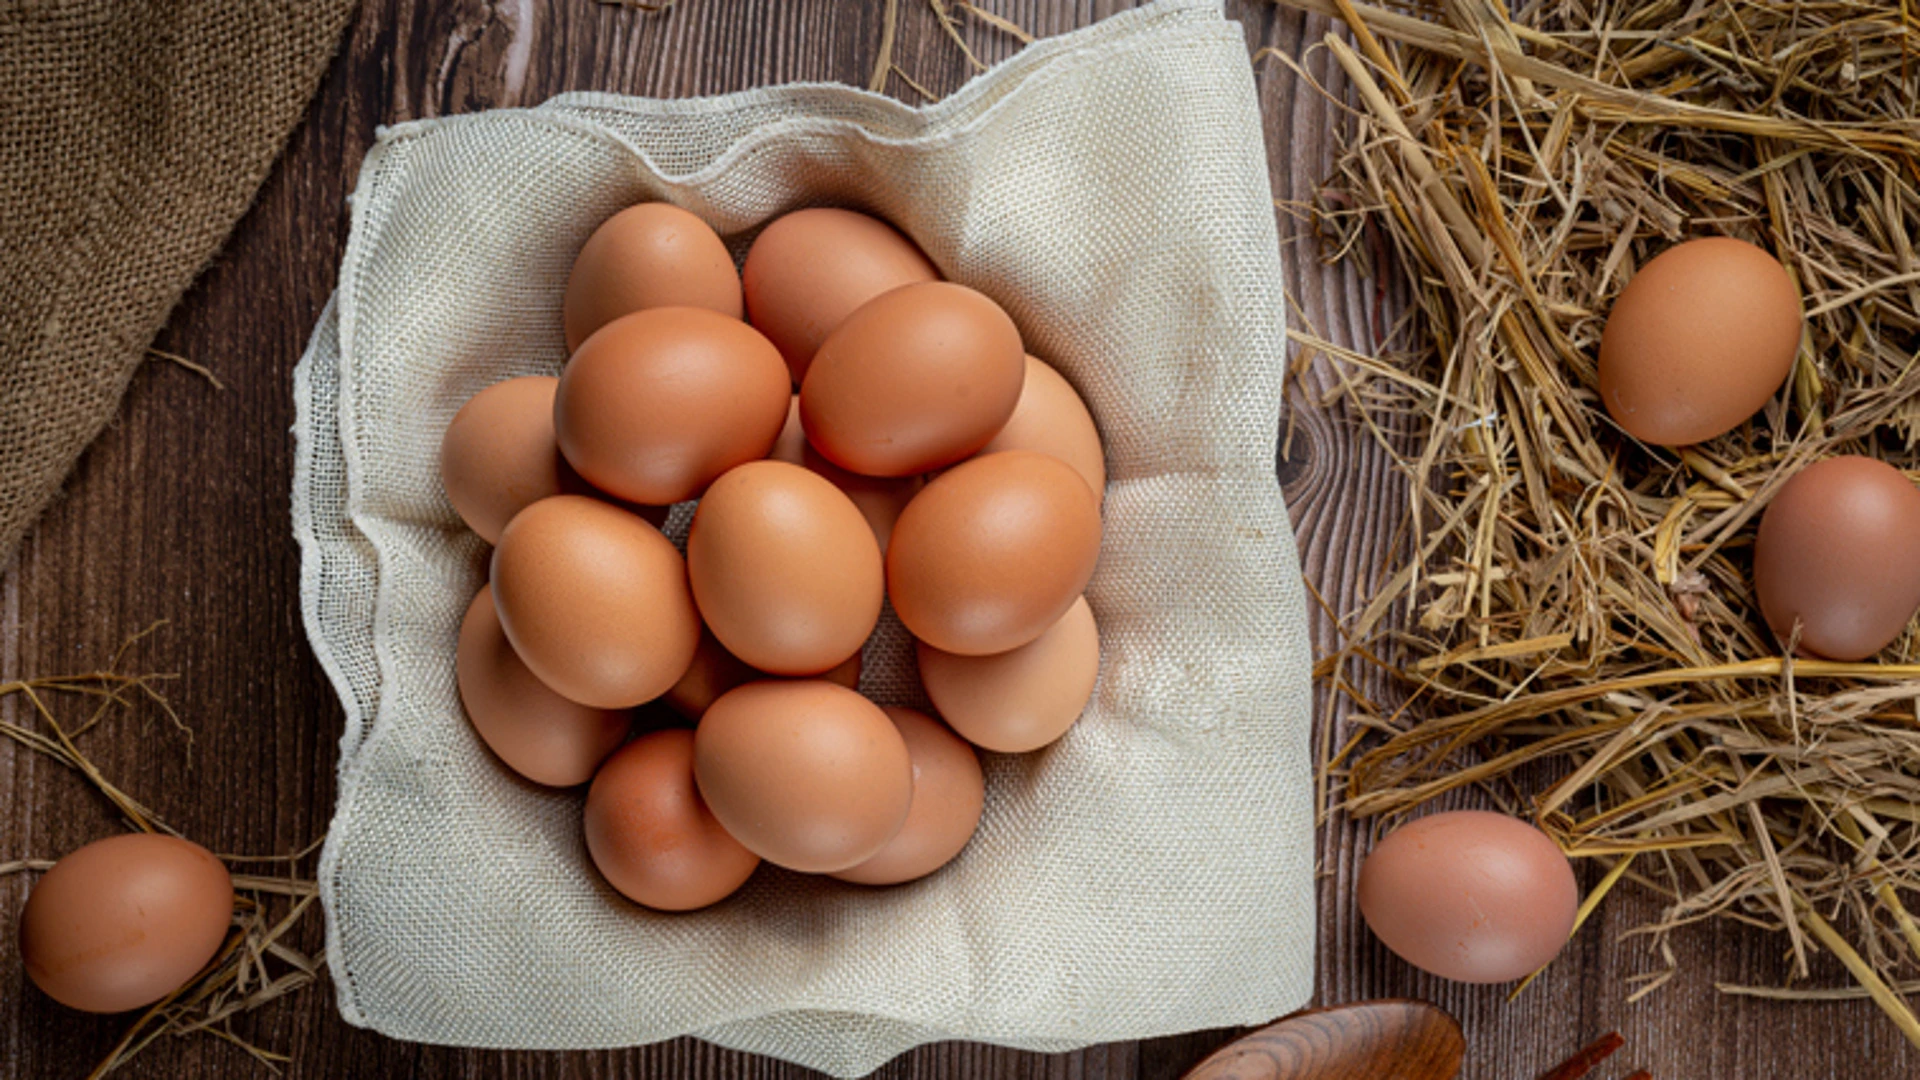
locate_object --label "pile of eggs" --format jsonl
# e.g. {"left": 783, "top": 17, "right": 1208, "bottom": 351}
{"left": 442, "top": 204, "right": 1106, "bottom": 910}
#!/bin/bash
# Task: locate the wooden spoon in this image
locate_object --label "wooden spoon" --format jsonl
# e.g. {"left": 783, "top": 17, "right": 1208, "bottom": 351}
{"left": 1179, "top": 999, "right": 1464, "bottom": 1080}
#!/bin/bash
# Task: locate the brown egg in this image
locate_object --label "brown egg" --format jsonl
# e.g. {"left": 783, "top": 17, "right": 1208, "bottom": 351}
{"left": 978, "top": 355, "right": 1104, "bottom": 504}
{"left": 491, "top": 495, "right": 700, "bottom": 708}
{"left": 1357, "top": 811, "right": 1577, "bottom": 984}
{"left": 918, "top": 596, "right": 1099, "bottom": 752}
{"left": 889, "top": 451, "right": 1102, "bottom": 656}
{"left": 440, "top": 376, "right": 576, "bottom": 544}
{"left": 1598, "top": 237, "right": 1803, "bottom": 446}
{"left": 741, "top": 207, "right": 940, "bottom": 382}
{"left": 801, "top": 282, "right": 1026, "bottom": 478}
{"left": 584, "top": 729, "right": 761, "bottom": 911}
{"left": 687, "top": 461, "right": 883, "bottom": 675}
{"left": 555, "top": 307, "right": 790, "bottom": 505}
{"left": 564, "top": 202, "right": 743, "bottom": 351}
{"left": 662, "top": 627, "right": 758, "bottom": 721}
{"left": 693, "top": 680, "right": 913, "bottom": 873}
{"left": 456, "top": 585, "right": 630, "bottom": 786}
{"left": 19, "top": 834, "right": 233, "bottom": 1013}
{"left": 664, "top": 628, "right": 864, "bottom": 721}
{"left": 1753, "top": 455, "right": 1920, "bottom": 660}
{"left": 832, "top": 708, "right": 984, "bottom": 886}
{"left": 437, "top": 375, "right": 667, "bottom": 540}
{"left": 771, "top": 396, "right": 923, "bottom": 554}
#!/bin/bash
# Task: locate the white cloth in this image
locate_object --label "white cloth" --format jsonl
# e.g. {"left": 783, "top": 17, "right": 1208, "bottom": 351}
{"left": 293, "top": 2, "right": 1315, "bottom": 1074}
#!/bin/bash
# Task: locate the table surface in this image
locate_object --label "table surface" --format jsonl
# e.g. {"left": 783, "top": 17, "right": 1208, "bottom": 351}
{"left": 2, "top": 2, "right": 1911, "bottom": 1078}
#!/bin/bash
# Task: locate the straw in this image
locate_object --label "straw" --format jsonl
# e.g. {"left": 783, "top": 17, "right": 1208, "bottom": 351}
{"left": 1267, "top": 0, "right": 1920, "bottom": 1045}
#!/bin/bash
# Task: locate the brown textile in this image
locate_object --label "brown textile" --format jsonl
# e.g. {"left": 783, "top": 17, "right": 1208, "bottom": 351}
{"left": 0, "top": 0, "right": 355, "bottom": 564}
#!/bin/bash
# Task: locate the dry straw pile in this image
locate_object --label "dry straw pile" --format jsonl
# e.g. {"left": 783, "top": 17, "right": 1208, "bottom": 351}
{"left": 1269, "top": 0, "right": 1920, "bottom": 1042}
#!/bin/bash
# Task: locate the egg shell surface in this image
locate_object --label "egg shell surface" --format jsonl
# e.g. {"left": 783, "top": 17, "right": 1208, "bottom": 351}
{"left": 19, "top": 834, "right": 234, "bottom": 1014}
{"left": 490, "top": 495, "right": 700, "bottom": 708}
{"left": 1597, "top": 236, "right": 1803, "bottom": 447}
{"left": 693, "top": 680, "right": 912, "bottom": 873}
{"left": 1753, "top": 454, "right": 1920, "bottom": 660}
{"left": 564, "top": 202, "right": 743, "bottom": 351}
{"left": 741, "top": 207, "right": 939, "bottom": 382}
{"left": 1357, "top": 810, "right": 1578, "bottom": 984}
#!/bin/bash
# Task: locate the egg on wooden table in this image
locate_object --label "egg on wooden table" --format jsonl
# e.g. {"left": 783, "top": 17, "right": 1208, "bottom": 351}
{"left": 19, "top": 834, "right": 234, "bottom": 1013}
{"left": 1357, "top": 810, "right": 1579, "bottom": 984}
{"left": 742, "top": 206, "right": 940, "bottom": 382}
{"left": 564, "top": 202, "right": 743, "bottom": 351}
{"left": 1752, "top": 454, "right": 1920, "bottom": 660}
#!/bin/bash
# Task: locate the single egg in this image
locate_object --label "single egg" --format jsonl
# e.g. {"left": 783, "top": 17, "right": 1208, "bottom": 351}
{"left": 687, "top": 461, "right": 884, "bottom": 676}
{"left": 564, "top": 202, "right": 743, "bottom": 351}
{"left": 555, "top": 307, "right": 790, "bottom": 505}
{"left": 1753, "top": 455, "right": 1920, "bottom": 660}
{"left": 584, "top": 728, "right": 761, "bottom": 911}
{"left": 456, "top": 584, "right": 630, "bottom": 786}
{"left": 662, "top": 627, "right": 863, "bottom": 720}
{"left": 832, "top": 708, "right": 984, "bottom": 886}
{"left": 440, "top": 376, "right": 579, "bottom": 544}
{"left": 770, "top": 395, "right": 922, "bottom": 554}
{"left": 801, "top": 281, "right": 1026, "bottom": 478}
{"left": 19, "top": 834, "right": 234, "bottom": 1013}
{"left": 918, "top": 595, "right": 1099, "bottom": 752}
{"left": 889, "top": 451, "right": 1102, "bottom": 656}
{"left": 490, "top": 495, "right": 700, "bottom": 708}
{"left": 1598, "top": 236, "right": 1803, "bottom": 446}
{"left": 1357, "top": 810, "right": 1578, "bottom": 984}
{"left": 741, "top": 207, "right": 940, "bottom": 382}
{"left": 978, "top": 355, "right": 1105, "bottom": 504}
{"left": 693, "top": 680, "right": 913, "bottom": 873}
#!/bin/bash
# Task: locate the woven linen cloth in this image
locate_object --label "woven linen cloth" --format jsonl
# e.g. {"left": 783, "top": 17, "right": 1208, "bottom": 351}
{"left": 0, "top": 0, "right": 353, "bottom": 565}
{"left": 294, "top": 2, "right": 1316, "bottom": 1074}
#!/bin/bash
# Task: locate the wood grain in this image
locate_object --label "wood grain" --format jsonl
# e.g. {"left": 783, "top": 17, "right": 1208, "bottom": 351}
{"left": 1178, "top": 1001, "right": 1463, "bottom": 1080}
{"left": 1, "top": 0, "right": 1913, "bottom": 1077}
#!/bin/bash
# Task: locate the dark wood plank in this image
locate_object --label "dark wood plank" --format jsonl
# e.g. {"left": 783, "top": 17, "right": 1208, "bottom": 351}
{"left": 2, "top": 0, "right": 1912, "bottom": 1078}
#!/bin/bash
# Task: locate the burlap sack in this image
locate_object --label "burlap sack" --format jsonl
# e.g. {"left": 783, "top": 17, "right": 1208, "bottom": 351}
{"left": 295, "top": 2, "right": 1316, "bottom": 1074}
{"left": 0, "top": 0, "right": 353, "bottom": 565}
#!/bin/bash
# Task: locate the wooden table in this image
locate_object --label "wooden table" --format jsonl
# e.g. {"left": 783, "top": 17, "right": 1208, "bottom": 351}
{"left": 3, "top": 1, "right": 1911, "bottom": 1077}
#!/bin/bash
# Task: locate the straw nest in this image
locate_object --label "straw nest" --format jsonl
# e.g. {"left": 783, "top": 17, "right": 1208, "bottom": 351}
{"left": 1267, "top": 0, "right": 1920, "bottom": 1044}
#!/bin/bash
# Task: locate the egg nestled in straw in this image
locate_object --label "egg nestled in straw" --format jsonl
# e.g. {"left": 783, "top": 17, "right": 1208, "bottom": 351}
{"left": 1752, "top": 455, "right": 1920, "bottom": 661}
{"left": 1597, "top": 236, "right": 1803, "bottom": 447}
